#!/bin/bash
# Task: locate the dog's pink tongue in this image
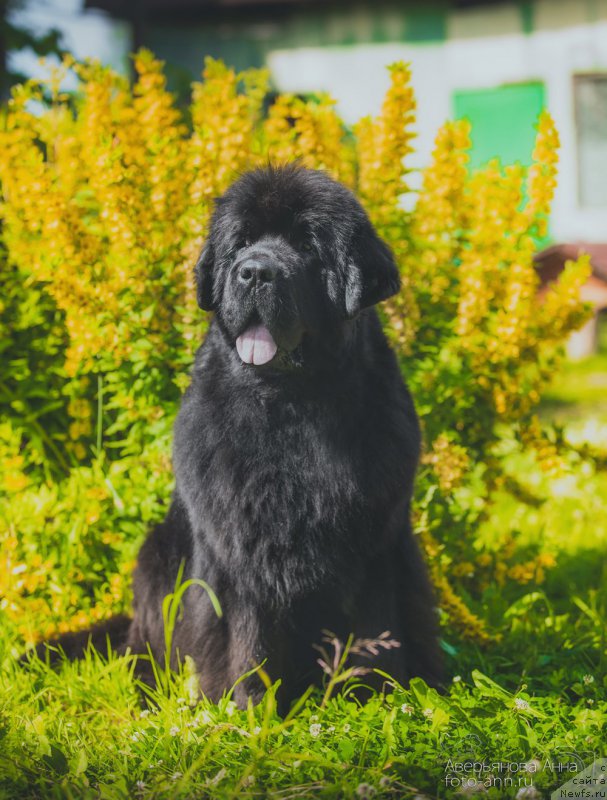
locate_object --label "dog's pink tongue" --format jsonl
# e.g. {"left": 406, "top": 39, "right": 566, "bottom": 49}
{"left": 236, "top": 325, "right": 278, "bottom": 366}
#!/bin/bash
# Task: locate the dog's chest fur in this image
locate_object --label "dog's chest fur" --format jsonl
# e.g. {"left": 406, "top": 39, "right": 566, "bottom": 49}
{"left": 173, "top": 358, "right": 375, "bottom": 605}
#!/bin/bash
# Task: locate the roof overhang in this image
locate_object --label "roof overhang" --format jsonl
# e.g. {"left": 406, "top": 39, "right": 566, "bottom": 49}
{"left": 85, "top": 0, "right": 508, "bottom": 21}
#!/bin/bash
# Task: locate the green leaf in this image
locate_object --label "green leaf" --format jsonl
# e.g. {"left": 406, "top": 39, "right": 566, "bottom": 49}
{"left": 338, "top": 738, "right": 356, "bottom": 762}
{"left": 72, "top": 748, "right": 88, "bottom": 776}
{"left": 408, "top": 677, "right": 430, "bottom": 708}
{"left": 471, "top": 671, "right": 513, "bottom": 703}
{"left": 42, "top": 744, "right": 69, "bottom": 775}
{"left": 430, "top": 707, "right": 451, "bottom": 732}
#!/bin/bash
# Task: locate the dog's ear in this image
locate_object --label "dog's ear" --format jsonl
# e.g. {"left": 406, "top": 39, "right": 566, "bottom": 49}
{"left": 194, "top": 244, "right": 215, "bottom": 311}
{"left": 345, "top": 223, "right": 400, "bottom": 318}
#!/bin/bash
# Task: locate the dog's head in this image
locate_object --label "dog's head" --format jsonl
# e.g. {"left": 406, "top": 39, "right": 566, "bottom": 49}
{"left": 195, "top": 164, "right": 400, "bottom": 370}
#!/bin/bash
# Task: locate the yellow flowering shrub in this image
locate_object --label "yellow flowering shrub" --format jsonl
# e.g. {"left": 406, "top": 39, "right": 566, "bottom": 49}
{"left": 0, "top": 53, "right": 592, "bottom": 645}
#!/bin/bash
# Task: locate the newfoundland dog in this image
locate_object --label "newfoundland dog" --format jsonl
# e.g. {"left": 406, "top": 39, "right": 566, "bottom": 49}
{"left": 34, "top": 164, "right": 443, "bottom": 708}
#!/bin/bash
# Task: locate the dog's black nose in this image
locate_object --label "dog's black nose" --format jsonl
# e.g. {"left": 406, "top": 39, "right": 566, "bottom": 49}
{"left": 238, "top": 260, "right": 276, "bottom": 286}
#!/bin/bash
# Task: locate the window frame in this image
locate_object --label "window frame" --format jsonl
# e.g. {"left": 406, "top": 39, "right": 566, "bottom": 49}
{"left": 573, "top": 71, "right": 607, "bottom": 210}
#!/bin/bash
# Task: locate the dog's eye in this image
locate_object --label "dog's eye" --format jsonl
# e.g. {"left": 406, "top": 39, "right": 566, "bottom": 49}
{"left": 301, "top": 242, "right": 314, "bottom": 254}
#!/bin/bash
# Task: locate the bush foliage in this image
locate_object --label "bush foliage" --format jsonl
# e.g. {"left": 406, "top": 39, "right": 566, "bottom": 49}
{"left": 1, "top": 52, "right": 606, "bottom": 800}
{"left": 0, "top": 53, "right": 593, "bottom": 643}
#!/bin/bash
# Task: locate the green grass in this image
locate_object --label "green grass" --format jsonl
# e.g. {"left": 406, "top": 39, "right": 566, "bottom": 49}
{"left": 1, "top": 472, "right": 605, "bottom": 799}
{"left": 1, "top": 634, "right": 605, "bottom": 799}
{"left": 1, "top": 345, "right": 607, "bottom": 799}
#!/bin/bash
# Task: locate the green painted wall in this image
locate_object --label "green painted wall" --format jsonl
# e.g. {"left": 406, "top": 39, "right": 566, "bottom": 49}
{"left": 453, "top": 82, "right": 546, "bottom": 169}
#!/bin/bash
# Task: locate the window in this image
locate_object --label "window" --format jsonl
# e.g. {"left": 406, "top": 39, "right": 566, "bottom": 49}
{"left": 574, "top": 74, "right": 607, "bottom": 208}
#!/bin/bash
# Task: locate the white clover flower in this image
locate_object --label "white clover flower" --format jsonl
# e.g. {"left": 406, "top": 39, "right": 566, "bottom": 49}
{"left": 327, "top": 725, "right": 336, "bottom": 733}
{"left": 343, "top": 723, "right": 351, "bottom": 732}
{"left": 583, "top": 674, "right": 595, "bottom": 685}
{"left": 309, "top": 723, "right": 322, "bottom": 738}
{"left": 379, "top": 776, "right": 391, "bottom": 787}
{"left": 355, "top": 783, "right": 376, "bottom": 797}
{"left": 400, "top": 703, "right": 414, "bottom": 715}
{"left": 209, "top": 767, "right": 227, "bottom": 785}
{"left": 253, "top": 726, "right": 261, "bottom": 735}
{"left": 514, "top": 698, "right": 530, "bottom": 711}
{"left": 131, "top": 732, "right": 143, "bottom": 742}
{"left": 310, "top": 714, "right": 319, "bottom": 722}
{"left": 169, "top": 725, "right": 180, "bottom": 736}
{"left": 139, "top": 709, "right": 150, "bottom": 719}
{"left": 171, "top": 772, "right": 183, "bottom": 781}
{"left": 136, "top": 781, "right": 146, "bottom": 791}
{"left": 422, "top": 708, "right": 434, "bottom": 718}
{"left": 452, "top": 675, "right": 462, "bottom": 683}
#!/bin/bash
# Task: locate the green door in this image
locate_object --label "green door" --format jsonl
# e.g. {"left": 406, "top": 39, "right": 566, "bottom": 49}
{"left": 453, "top": 82, "right": 546, "bottom": 169}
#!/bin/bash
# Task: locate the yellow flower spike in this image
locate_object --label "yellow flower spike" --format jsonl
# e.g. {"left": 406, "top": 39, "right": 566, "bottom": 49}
{"left": 538, "top": 254, "right": 593, "bottom": 341}
{"left": 354, "top": 62, "right": 416, "bottom": 241}
{"left": 187, "top": 57, "right": 268, "bottom": 211}
{"left": 456, "top": 160, "right": 529, "bottom": 347}
{"left": 353, "top": 63, "right": 419, "bottom": 351}
{"left": 413, "top": 119, "right": 470, "bottom": 242}
{"left": 410, "top": 119, "right": 470, "bottom": 303}
{"left": 526, "top": 110, "right": 560, "bottom": 236}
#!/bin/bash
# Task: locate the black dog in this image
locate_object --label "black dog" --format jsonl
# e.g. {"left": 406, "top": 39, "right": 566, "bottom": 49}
{"left": 33, "top": 165, "right": 442, "bottom": 708}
